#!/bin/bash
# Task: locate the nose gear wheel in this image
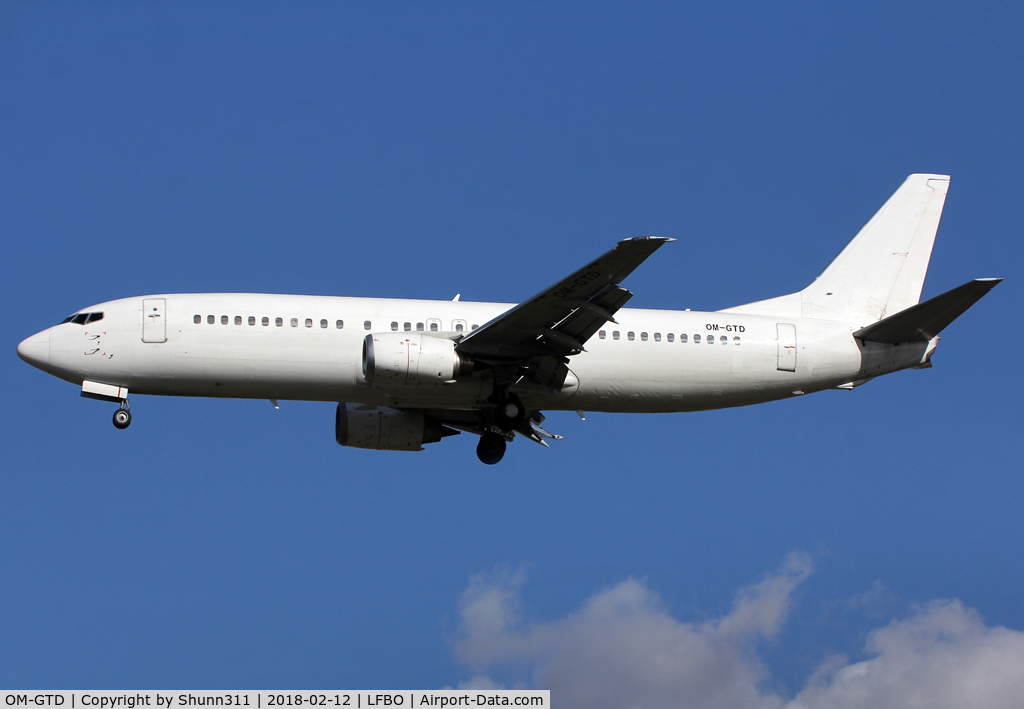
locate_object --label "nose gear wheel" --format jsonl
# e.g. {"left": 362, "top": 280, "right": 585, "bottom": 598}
{"left": 113, "top": 406, "right": 132, "bottom": 429}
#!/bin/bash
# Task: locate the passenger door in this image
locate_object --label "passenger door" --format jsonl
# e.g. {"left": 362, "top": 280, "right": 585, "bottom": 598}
{"left": 776, "top": 323, "right": 796, "bottom": 371}
{"left": 142, "top": 298, "right": 167, "bottom": 343}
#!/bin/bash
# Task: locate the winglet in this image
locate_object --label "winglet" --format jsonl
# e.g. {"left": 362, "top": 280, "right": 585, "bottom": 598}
{"left": 618, "top": 235, "right": 677, "bottom": 244}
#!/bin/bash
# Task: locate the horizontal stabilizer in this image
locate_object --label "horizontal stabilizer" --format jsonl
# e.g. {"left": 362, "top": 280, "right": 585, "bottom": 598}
{"left": 854, "top": 278, "right": 1002, "bottom": 344}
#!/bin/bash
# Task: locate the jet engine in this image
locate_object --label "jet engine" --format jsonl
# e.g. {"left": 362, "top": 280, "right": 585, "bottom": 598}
{"left": 335, "top": 403, "right": 457, "bottom": 451}
{"left": 362, "top": 333, "right": 473, "bottom": 387}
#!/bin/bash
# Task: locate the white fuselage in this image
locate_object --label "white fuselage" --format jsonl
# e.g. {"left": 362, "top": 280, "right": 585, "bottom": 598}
{"left": 23, "top": 293, "right": 928, "bottom": 414}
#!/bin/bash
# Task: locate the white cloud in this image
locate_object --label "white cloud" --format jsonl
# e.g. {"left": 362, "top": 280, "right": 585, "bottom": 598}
{"left": 787, "top": 599, "right": 1024, "bottom": 709}
{"left": 843, "top": 579, "right": 898, "bottom": 618}
{"left": 456, "top": 675, "right": 507, "bottom": 691}
{"left": 451, "top": 555, "right": 1024, "bottom": 709}
{"left": 453, "top": 553, "right": 811, "bottom": 709}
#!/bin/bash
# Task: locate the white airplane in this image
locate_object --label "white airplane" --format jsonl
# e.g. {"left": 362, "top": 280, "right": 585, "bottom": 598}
{"left": 18, "top": 174, "right": 1000, "bottom": 464}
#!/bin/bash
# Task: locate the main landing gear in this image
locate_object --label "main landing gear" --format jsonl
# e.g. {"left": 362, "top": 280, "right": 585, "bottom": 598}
{"left": 476, "top": 432, "right": 507, "bottom": 465}
{"left": 475, "top": 392, "right": 524, "bottom": 464}
{"left": 492, "top": 393, "right": 526, "bottom": 431}
{"left": 112, "top": 402, "right": 132, "bottom": 429}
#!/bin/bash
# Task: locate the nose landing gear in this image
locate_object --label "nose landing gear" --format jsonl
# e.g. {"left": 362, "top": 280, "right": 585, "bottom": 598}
{"left": 113, "top": 402, "right": 131, "bottom": 429}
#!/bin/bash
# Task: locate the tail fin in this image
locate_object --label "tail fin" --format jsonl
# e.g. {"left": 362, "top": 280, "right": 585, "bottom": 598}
{"left": 722, "top": 174, "right": 951, "bottom": 322}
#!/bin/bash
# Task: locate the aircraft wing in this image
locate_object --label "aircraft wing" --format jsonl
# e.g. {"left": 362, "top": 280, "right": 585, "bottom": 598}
{"left": 456, "top": 237, "right": 674, "bottom": 361}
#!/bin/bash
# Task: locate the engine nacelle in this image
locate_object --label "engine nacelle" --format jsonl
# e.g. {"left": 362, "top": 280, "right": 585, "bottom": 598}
{"left": 362, "top": 332, "right": 473, "bottom": 387}
{"left": 336, "top": 403, "right": 451, "bottom": 451}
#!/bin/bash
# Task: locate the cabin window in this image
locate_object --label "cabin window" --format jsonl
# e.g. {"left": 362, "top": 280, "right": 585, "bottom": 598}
{"left": 708, "top": 335, "right": 715, "bottom": 344}
{"left": 455, "top": 323, "right": 464, "bottom": 332}
{"left": 720, "top": 335, "right": 727, "bottom": 344}
{"left": 194, "top": 314, "right": 201, "bottom": 324}
{"left": 290, "top": 318, "right": 298, "bottom": 327}
{"left": 336, "top": 320, "right": 344, "bottom": 329}
{"left": 262, "top": 317, "right": 269, "bottom": 326}
{"left": 416, "top": 322, "right": 424, "bottom": 331}
{"left": 430, "top": 322, "right": 438, "bottom": 332}
{"left": 667, "top": 333, "right": 674, "bottom": 342}
{"left": 275, "top": 317, "right": 283, "bottom": 327}
{"left": 628, "top": 331, "right": 635, "bottom": 341}
{"left": 599, "top": 330, "right": 606, "bottom": 339}
{"left": 305, "top": 318, "right": 313, "bottom": 328}
{"left": 694, "top": 334, "right": 701, "bottom": 343}
{"left": 471, "top": 324, "right": 479, "bottom": 330}
{"left": 680, "top": 333, "right": 688, "bottom": 343}
{"left": 654, "top": 332, "right": 661, "bottom": 341}
{"left": 733, "top": 336, "right": 741, "bottom": 344}
{"left": 404, "top": 322, "right": 411, "bottom": 331}
{"left": 221, "top": 315, "right": 228, "bottom": 325}
{"left": 613, "top": 331, "right": 620, "bottom": 340}
{"left": 207, "top": 315, "right": 215, "bottom": 324}
{"left": 364, "top": 321, "right": 371, "bottom": 330}
{"left": 234, "top": 316, "right": 242, "bottom": 325}
{"left": 320, "top": 319, "right": 328, "bottom": 329}
{"left": 248, "top": 316, "right": 256, "bottom": 326}
{"left": 391, "top": 322, "right": 398, "bottom": 331}
{"left": 640, "top": 332, "right": 648, "bottom": 341}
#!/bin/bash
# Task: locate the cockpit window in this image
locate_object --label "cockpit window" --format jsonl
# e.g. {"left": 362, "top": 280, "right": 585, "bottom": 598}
{"left": 63, "top": 311, "right": 104, "bottom": 325}
{"left": 62, "top": 307, "right": 104, "bottom": 323}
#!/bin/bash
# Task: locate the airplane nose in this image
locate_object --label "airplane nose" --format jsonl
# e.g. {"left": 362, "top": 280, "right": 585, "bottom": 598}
{"left": 17, "top": 330, "right": 50, "bottom": 370}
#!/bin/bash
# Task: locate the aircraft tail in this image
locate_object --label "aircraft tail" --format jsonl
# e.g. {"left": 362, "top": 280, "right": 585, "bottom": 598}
{"left": 722, "top": 174, "right": 951, "bottom": 322}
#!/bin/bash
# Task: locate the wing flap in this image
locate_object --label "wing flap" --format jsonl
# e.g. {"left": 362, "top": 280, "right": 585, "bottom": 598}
{"left": 539, "top": 285, "right": 633, "bottom": 355}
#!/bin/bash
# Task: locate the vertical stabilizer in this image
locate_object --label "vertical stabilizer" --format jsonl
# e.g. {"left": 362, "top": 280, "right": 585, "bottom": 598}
{"left": 722, "top": 174, "right": 951, "bottom": 322}
{"left": 801, "top": 173, "right": 949, "bottom": 321}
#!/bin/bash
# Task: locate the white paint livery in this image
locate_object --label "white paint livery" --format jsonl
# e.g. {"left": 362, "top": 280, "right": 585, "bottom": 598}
{"left": 17, "top": 175, "right": 1001, "bottom": 463}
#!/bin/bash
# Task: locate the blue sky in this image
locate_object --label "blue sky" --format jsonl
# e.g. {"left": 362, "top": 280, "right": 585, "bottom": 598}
{"left": 2, "top": 1, "right": 1022, "bottom": 703}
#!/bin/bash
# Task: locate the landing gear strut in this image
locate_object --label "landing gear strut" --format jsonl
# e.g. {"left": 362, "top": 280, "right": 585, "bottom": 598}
{"left": 492, "top": 393, "right": 526, "bottom": 431}
{"left": 113, "top": 402, "right": 131, "bottom": 430}
{"left": 476, "top": 432, "right": 506, "bottom": 465}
